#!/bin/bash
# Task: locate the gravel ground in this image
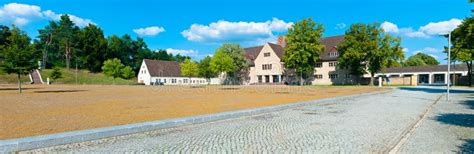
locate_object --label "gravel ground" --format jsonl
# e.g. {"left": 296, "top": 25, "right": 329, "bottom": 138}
{"left": 399, "top": 88, "right": 474, "bottom": 153}
{"left": 26, "top": 88, "right": 468, "bottom": 153}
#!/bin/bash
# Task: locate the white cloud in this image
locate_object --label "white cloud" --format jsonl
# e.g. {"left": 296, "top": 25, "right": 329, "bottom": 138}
{"left": 181, "top": 18, "right": 293, "bottom": 43}
{"left": 419, "top": 19, "right": 462, "bottom": 36}
{"left": 166, "top": 48, "right": 198, "bottom": 57}
{"left": 335, "top": 23, "right": 346, "bottom": 29}
{"left": 133, "top": 26, "right": 165, "bottom": 36}
{"left": 42, "top": 10, "right": 94, "bottom": 27}
{"left": 382, "top": 19, "right": 461, "bottom": 38}
{"left": 381, "top": 21, "right": 399, "bottom": 33}
{"left": 428, "top": 54, "right": 439, "bottom": 60}
{"left": 0, "top": 3, "right": 94, "bottom": 27}
{"left": 413, "top": 47, "right": 441, "bottom": 54}
{"left": 402, "top": 48, "right": 409, "bottom": 52}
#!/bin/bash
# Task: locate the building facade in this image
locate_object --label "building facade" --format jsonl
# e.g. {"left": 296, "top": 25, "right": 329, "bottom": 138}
{"left": 138, "top": 59, "right": 220, "bottom": 85}
{"left": 244, "top": 35, "right": 358, "bottom": 85}
{"left": 375, "top": 64, "right": 471, "bottom": 86}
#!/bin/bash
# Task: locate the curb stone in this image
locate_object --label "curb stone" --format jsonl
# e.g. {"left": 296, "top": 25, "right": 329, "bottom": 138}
{"left": 0, "top": 89, "right": 392, "bottom": 152}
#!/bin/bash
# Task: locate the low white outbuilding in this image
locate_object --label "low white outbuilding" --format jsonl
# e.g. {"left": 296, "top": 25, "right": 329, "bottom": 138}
{"left": 138, "top": 59, "right": 221, "bottom": 85}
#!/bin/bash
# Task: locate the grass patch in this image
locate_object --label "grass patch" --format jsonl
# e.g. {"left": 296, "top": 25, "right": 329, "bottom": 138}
{"left": 0, "top": 71, "right": 32, "bottom": 84}
{"left": 39, "top": 68, "right": 136, "bottom": 85}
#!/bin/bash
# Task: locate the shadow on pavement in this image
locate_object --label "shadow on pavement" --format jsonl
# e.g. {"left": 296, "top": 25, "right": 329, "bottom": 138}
{"left": 458, "top": 139, "right": 474, "bottom": 153}
{"left": 34, "top": 90, "right": 88, "bottom": 93}
{"left": 399, "top": 87, "right": 474, "bottom": 94}
{"left": 463, "top": 100, "right": 474, "bottom": 110}
{"left": 435, "top": 113, "right": 474, "bottom": 128}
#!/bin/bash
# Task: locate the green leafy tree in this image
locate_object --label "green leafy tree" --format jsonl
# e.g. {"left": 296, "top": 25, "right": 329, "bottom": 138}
{"left": 37, "top": 21, "right": 59, "bottom": 69}
{"left": 338, "top": 23, "right": 404, "bottom": 85}
{"left": 211, "top": 43, "right": 247, "bottom": 84}
{"left": 49, "top": 67, "right": 62, "bottom": 82}
{"left": 102, "top": 58, "right": 125, "bottom": 84}
{"left": 78, "top": 24, "right": 108, "bottom": 72}
{"left": 121, "top": 66, "right": 135, "bottom": 79}
{"left": 0, "top": 26, "right": 38, "bottom": 93}
{"left": 283, "top": 18, "right": 325, "bottom": 85}
{"left": 210, "top": 49, "right": 236, "bottom": 83}
{"left": 57, "top": 15, "right": 80, "bottom": 69}
{"left": 451, "top": 16, "right": 474, "bottom": 86}
{"left": 198, "top": 56, "right": 217, "bottom": 84}
{"left": 404, "top": 53, "right": 439, "bottom": 66}
{"left": 180, "top": 59, "right": 199, "bottom": 83}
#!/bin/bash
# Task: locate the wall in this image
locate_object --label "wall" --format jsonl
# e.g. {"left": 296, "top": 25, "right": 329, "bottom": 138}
{"left": 149, "top": 77, "right": 220, "bottom": 85}
{"left": 248, "top": 44, "right": 285, "bottom": 84}
{"left": 137, "top": 61, "right": 151, "bottom": 85}
{"left": 311, "top": 61, "right": 357, "bottom": 85}
{"left": 383, "top": 76, "right": 417, "bottom": 86}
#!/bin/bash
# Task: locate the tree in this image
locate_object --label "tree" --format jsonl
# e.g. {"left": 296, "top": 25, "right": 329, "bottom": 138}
{"left": 0, "top": 26, "right": 38, "bottom": 93}
{"left": 102, "top": 58, "right": 125, "bottom": 84}
{"left": 404, "top": 53, "right": 439, "bottom": 66}
{"left": 57, "top": 15, "right": 80, "bottom": 69}
{"left": 180, "top": 59, "right": 199, "bottom": 83}
{"left": 338, "top": 23, "right": 404, "bottom": 85}
{"left": 49, "top": 67, "right": 62, "bottom": 82}
{"left": 198, "top": 56, "right": 217, "bottom": 84}
{"left": 210, "top": 48, "right": 236, "bottom": 83}
{"left": 450, "top": 16, "right": 474, "bottom": 86}
{"left": 122, "top": 66, "right": 135, "bottom": 79}
{"left": 78, "top": 24, "right": 108, "bottom": 72}
{"left": 283, "top": 18, "right": 325, "bottom": 85}
{"left": 210, "top": 43, "right": 247, "bottom": 84}
{"left": 37, "top": 21, "right": 59, "bottom": 69}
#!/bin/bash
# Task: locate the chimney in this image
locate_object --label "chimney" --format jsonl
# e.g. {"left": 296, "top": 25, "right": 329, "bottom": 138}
{"left": 277, "top": 36, "right": 286, "bottom": 48}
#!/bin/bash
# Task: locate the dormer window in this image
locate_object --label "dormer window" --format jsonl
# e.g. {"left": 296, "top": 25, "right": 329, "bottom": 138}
{"left": 329, "top": 51, "right": 339, "bottom": 57}
{"left": 264, "top": 52, "right": 271, "bottom": 57}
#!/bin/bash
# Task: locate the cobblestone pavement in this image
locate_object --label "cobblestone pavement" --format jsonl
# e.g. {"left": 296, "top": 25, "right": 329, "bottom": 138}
{"left": 27, "top": 88, "right": 469, "bottom": 153}
{"left": 399, "top": 87, "right": 474, "bottom": 153}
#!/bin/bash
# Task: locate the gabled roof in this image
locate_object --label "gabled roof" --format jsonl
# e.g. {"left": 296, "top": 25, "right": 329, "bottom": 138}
{"left": 244, "top": 45, "right": 263, "bottom": 61}
{"left": 381, "top": 64, "right": 468, "bottom": 74}
{"left": 143, "top": 59, "right": 181, "bottom": 77}
{"left": 319, "top": 35, "right": 345, "bottom": 61}
{"left": 243, "top": 35, "right": 345, "bottom": 63}
{"left": 268, "top": 43, "right": 284, "bottom": 60}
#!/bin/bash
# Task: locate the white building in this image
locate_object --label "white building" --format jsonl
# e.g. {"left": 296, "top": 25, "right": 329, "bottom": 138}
{"left": 138, "top": 59, "right": 220, "bottom": 85}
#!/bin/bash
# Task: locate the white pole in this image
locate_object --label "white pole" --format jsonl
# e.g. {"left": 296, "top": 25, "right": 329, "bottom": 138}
{"left": 447, "top": 32, "right": 451, "bottom": 101}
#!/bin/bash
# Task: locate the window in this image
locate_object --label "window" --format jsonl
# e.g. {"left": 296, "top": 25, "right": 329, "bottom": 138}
{"left": 172, "top": 79, "right": 177, "bottom": 83}
{"left": 258, "top": 75, "right": 262, "bottom": 83}
{"left": 329, "top": 74, "right": 338, "bottom": 79}
{"left": 315, "top": 62, "right": 322, "bottom": 68}
{"left": 264, "top": 52, "right": 271, "bottom": 57}
{"left": 314, "top": 74, "right": 323, "bottom": 79}
{"left": 345, "top": 74, "right": 352, "bottom": 78}
{"left": 329, "top": 51, "right": 339, "bottom": 57}
{"left": 329, "top": 62, "right": 337, "bottom": 67}
{"left": 184, "top": 79, "right": 188, "bottom": 83}
{"left": 272, "top": 75, "right": 279, "bottom": 83}
{"left": 262, "top": 64, "right": 272, "bottom": 70}
{"left": 163, "top": 79, "right": 167, "bottom": 83}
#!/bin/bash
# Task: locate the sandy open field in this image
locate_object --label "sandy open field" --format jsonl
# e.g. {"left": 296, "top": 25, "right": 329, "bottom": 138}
{"left": 0, "top": 84, "right": 382, "bottom": 139}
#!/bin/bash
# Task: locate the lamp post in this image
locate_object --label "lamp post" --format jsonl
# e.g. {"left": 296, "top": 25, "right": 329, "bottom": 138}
{"left": 447, "top": 31, "right": 451, "bottom": 101}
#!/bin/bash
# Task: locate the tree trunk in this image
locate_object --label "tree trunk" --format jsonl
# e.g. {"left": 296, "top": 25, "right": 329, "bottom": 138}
{"left": 370, "top": 73, "right": 375, "bottom": 86}
{"left": 300, "top": 71, "right": 303, "bottom": 86}
{"left": 468, "top": 61, "right": 472, "bottom": 87}
{"left": 17, "top": 73, "right": 22, "bottom": 94}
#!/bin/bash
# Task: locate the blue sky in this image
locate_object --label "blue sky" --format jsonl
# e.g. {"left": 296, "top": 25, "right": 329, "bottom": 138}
{"left": 0, "top": 0, "right": 472, "bottom": 64}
